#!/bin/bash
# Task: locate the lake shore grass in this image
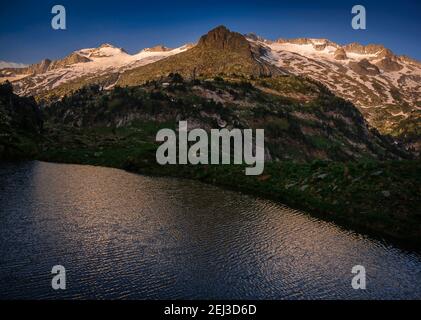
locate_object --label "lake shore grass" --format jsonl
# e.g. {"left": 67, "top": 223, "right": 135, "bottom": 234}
{"left": 36, "top": 124, "right": 421, "bottom": 249}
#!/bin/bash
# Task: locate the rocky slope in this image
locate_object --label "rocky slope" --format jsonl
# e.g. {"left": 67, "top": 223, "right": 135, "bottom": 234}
{"left": 43, "top": 74, "right": 410, "bottom": 162}
{"left": 252, "top": 36, "right": 421, "bottom": 138}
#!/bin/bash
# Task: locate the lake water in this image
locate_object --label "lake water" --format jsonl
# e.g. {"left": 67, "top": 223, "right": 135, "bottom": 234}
{"left": 0, "top": 161, "right": 420, "bottom": 300}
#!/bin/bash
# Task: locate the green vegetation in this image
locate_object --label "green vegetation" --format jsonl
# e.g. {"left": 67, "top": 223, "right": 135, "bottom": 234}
{"left": 42, "top": 76, "right": 411, "bottom": 162}
{"left": 0, "top": 81, "right": 43, "bottom": 160}
{"left": 256, "top": 75, "right": 322, "bottom": 96}
{"left": 38, "top": 121, "right": 421, "bottom": 247}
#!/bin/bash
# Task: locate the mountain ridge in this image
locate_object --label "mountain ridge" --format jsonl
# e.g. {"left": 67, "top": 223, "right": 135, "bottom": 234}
{"left": 117, "top": 26, "right": 285, "bottom": 86}
{"left": 1, "top": 25, "right": 420, "bottom": 149}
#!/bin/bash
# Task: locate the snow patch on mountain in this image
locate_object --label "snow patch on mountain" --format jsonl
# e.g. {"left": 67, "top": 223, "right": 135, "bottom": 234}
{"left": 2, "top": 32, "right": 420, "bottom": 136}
{"left": 248, "top": 36, "right": 421, "bottom": 133}
{"left": 5, "top": 43, "right": 192, "bottom": 96}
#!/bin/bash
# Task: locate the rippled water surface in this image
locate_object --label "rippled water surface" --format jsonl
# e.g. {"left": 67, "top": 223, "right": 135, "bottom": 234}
{"left": 0, "top": 161, "right": 420, "bottom": 299}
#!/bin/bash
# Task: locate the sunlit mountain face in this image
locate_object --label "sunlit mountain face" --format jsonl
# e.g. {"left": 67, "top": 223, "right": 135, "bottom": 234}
{"left": 1, "top": 26, "right": 419, "bottom": 144}
{"left": 0, "top": 43, "right": 193, "bottom": 96}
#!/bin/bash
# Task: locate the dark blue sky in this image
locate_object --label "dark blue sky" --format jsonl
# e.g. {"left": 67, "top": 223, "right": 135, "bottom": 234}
{"left": 1, "top": 0, "right": 420, "bottom": 64}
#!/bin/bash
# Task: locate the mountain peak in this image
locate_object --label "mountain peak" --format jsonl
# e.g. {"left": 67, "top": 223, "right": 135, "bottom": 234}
{"left": 208, "top": 25, "right": 230, "bottom": 34}
{"left": 97, "top": 43, "right": 127, "bottom": 54}
{"left": 143, "top": 45, "right": 172, "bottom": 53}
{"left": 244, "top": 33, "right": 273, "bottom": 44}
{"left": 77, "top": 43, "right": 128, "bottom": 58}
{"left": 197, "top": 25, "right": 251, "bottom": 54}
{"left": 48, "top": 52, "right": 91, "bottom": 71}
{"left": 343, "top": 43, "right": 388, "bottom": 55}
{"left": 99, "top": 43, "right": 117, "bottom": 49}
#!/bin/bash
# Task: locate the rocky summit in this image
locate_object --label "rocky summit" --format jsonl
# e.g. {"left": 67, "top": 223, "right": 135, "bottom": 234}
{"left": 117, "top": 26, "right": 284, "bottom": 86}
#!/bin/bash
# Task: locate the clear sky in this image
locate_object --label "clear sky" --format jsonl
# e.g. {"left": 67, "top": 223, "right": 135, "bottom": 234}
{"left": 1, "top": 0, "right": 420, "bottom": 64}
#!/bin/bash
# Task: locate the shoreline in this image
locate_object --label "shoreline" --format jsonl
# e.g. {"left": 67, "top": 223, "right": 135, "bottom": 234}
{"left": 31, "top": 154, "right": 421, "bottom": 250}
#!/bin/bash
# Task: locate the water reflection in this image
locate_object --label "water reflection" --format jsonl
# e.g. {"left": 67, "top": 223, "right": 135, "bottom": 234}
{"left": 0, "top": 161, "right": 420, "bottom": 299}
